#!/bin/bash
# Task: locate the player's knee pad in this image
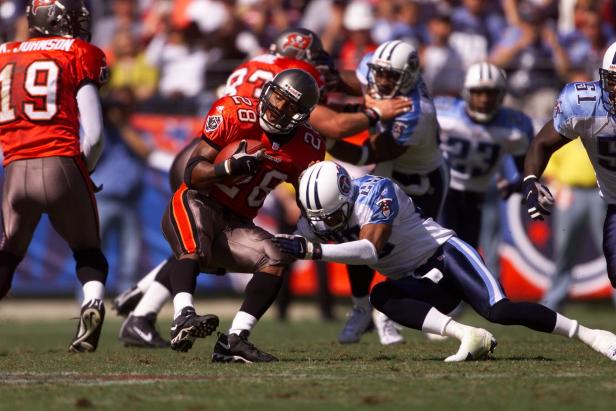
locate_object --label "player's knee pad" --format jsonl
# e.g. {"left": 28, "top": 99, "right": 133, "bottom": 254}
{"left": 0, "top": 251, "right": 22, "bottom": 299}
{"left": 74, "top": 248, "right": 109, "bottom": 284}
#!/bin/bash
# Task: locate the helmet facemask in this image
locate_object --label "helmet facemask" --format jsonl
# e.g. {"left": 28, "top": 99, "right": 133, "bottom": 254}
{"left": 367, "top": 59, "right": 418, "bottom": 99}
{"left": 306, "top": 201, "right": 353, "bottom": 235}
{"left": 259, "top": 81, "right": 312, "bottom": 134}
{"left": 464, "top": 87, "right": 504, "bottom": 123}
{"left": 599, "top": 68, "right": 616, "bottom": 116}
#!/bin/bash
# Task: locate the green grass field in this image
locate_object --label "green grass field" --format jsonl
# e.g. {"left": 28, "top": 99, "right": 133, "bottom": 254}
{"left": 1, "top": 301, "right": 616, "bottom": 411}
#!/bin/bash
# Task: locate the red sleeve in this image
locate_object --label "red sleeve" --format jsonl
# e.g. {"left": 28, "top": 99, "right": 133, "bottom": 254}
{"left": 74, "top": 40, "right": 109, "bottom": 89}
{"left": 201, "top": 97, "right": 237, "bottom": 150}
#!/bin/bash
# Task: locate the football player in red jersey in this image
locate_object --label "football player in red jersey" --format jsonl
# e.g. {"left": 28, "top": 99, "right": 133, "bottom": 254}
{"left": 0, "top": 0, "right": 109, "bottom": 352}
{"left": 158, "top": 69, "right": 324, "bottom": 361}
{"left": 114, "top": 28, "right": 410, "bottom": 348}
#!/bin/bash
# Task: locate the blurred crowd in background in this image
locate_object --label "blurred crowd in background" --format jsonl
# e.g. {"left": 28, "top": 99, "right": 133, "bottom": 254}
{"left": 2, "top": 0, "right": 616, "bottom": 123}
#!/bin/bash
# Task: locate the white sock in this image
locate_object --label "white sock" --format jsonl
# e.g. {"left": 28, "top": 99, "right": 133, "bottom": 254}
{"left": 552, "top": 313, "right": 579, "bottom": 338}
{"left": 173, "top": 292, "right": 193, "bottom": 319}
{"left": 229, "top": 311, "right": 257, "bottom": 335}
{"left": 575, "top": 324, "right": 597, "bottom": 346}
{"left": 421, "top": 307, "right": 452, "bottom": 336}
{"left": 81, "top": 281, "right": 104, "bottom": 306}
{"left": 352, "top": 296, "right": 371, "bottom": 311}
{"left": 444, "top": 320, "right": 474, "bottom": 341}
{"left": 133, "top": 281, "right": 171, "bottom": 317}
{"left": 136, "top": 260, "right": 167, "bottom": 293}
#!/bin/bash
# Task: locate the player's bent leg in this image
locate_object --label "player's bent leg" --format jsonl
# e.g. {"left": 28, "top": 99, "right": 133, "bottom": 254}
{"left": 370, "top": 282, "right": 496, "bottom": 361}
{"left": 113, "top": 257, "right": 172, "bottom": 317}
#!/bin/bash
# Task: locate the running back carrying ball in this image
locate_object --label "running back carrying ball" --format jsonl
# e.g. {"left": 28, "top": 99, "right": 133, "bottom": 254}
{"left": 214, "top": 139, "right": 265, "bottom": 184}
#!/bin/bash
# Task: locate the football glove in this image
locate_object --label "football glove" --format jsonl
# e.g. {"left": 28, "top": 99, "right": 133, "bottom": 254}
{"left": 271, "top": 234, "right": 322, "bottom": 260}
{"left": 522, "top": 175, "right": 554, "bottom": 221}
{"left": 225, "top": 140, "right": 264, "bottom": 177}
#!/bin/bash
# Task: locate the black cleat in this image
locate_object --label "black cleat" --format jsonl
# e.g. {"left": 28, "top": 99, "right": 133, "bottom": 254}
{"left": 170, "top": 307, "right": 219, "bottom": 352}
{"left": 69, "top": 299, "right": 105, "bottom": 353}
{"left": 112, "top": 285, "right": 143, "bottom": 317}
{"left": 211, "top": 331, "right": 278, "bottom": 363}
{"left": 119, "top": 313, "right": 169, "bottom": 348}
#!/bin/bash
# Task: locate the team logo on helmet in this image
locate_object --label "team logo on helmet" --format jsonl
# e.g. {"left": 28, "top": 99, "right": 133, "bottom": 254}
{"left": 337, "top": 170, "right": 351, "bottom": 196}
{"left": 205, "top": 115, "right": 223, "bottom": 132}
{"left": 282, "top": 33, "right": 313, "bottom": 52}
{"left": 32, "top": 0, "right": 56, "bottom": 15}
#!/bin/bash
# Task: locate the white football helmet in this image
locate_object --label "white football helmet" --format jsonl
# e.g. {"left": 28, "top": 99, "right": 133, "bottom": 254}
{"left": 600, "top": 41, "right": 616, "bottom": 115}
{"left": 368, "top": 40, "right": 420, "bottom": 99}
{"left": 298, "top": 161, "right": 354, "bottom": 233}
{"left": 462, "top": 62, "right": 507, "bottom": 123}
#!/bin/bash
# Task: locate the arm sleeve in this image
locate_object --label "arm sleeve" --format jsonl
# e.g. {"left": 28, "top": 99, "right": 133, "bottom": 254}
{"left": 77, "top": 83, "right": 104, "bottom": 171}
{"left": 320, "top": 239, "right": 379, "bottom": 265}
{"left": 75, "top": 42, "right": 109, "bottom": 89}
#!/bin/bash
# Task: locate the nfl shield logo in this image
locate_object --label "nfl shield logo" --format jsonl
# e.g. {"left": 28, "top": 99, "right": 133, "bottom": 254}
{"left": 205, "top": 115, "right": 223, "bottom": 133}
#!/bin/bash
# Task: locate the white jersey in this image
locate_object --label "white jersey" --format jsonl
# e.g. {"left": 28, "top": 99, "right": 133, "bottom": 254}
{"left": 435, "top": 97, "right": 533, "bottom": 192}
{"left": 356, "top": 53, "right": 443, "bottom": 195}
{"left": 297, "top": 175, "right": 455, "bottom": 280}
{"left": 554, "top": 81, "right": 616, "bottom": 203}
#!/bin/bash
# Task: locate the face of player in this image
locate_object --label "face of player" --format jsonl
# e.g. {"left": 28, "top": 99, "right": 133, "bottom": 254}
{"left": 262, "top": 89, "right": 301, "bottom": 129}
{"left": 604, "top": 70, "right": 616, "bottom": 109}
{"left": 468, "top": 88, "right": 501, "bottom": 116}
{"left": 372, "top": 66, "right": 402, "bottom": 97}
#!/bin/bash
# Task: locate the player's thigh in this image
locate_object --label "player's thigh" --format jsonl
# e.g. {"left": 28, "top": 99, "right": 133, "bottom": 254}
{"left": 0, "top": 160, "right": 44, "bottom": 256}
{"left": 602, "top": 205, "right": 616, "bottom": 277}
{"left": 386, "top": 274, "right": 462, "bottom": 315}
{"left": 45, "top": 157, "right": 101, "bottom": 250}
{"left": 210, "top": 220, "right": 291, "bottom": 274}
{"left": 413, "top": 164, "right": 449, "bottom": 220}
{"left": 161, "top": 186, "right": 217, "bottom": 266}
{"left": 441, "top": 237, "right": 506, "bottom": 318}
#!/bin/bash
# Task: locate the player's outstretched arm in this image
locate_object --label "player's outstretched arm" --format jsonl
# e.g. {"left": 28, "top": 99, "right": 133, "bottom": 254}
{"left": 328, "top": 130, "right": 406, "bottom": 166}
{"left": 77, "top": 84, "right": 104, "bottom": 172}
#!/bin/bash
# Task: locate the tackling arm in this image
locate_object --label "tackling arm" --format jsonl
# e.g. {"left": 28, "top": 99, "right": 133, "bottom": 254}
{"left": 328, "top": 131, "right": 407, "bottom": 165}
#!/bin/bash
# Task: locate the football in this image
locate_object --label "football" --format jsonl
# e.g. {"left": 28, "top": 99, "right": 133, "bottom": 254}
{"left": 214, "top": 139, "right": 264, "bottom": 164}
{"left": 214, "top": 139, "right": 265, "bottom": 185}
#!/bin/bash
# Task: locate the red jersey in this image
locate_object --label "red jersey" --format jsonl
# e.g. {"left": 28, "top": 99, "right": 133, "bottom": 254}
{"left": 224, "top": 54, "right": 325, "bottom": 99}
{"left": 0, "top": 37, "right": 108, "bottom": 166}
{"left": 202, "top": 95, "right": 325, "bottom": 219}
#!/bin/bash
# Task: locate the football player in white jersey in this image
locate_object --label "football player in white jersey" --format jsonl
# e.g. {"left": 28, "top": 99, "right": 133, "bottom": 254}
{"left": 326, "top": 40, "right": 447, "bottom": 346}
{"left": 273, "top": 161, "right": 616, "bottom": 362}
{"left": 437, "top": 62, "right": 533, "bottom": 248}
{"left": 523, "top": 41, "right": 616, "bottom": 289}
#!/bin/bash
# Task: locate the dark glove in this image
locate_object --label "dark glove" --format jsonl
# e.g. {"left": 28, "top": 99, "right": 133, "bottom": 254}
{"left": 271, "top": 234, "right": 322, "bottom": 260}
{"left": 522, "top": 175, "right": 554, "bottom": 221}
{"left": 223, "top": 140, "right": 264, "bottom": 177}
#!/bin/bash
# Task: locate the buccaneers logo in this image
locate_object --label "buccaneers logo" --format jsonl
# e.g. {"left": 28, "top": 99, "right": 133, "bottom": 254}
{"left": 32, "top": 0, "right": 56, "bottom": 15}
{"left": 282, "top": 33, "right": 313, "bottom": 52}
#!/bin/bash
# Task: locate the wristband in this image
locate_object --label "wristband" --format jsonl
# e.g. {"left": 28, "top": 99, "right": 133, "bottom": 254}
{"left": 363, "top": 107, "right": 380, "bottom": 127}
{"left": 523, "top": 175, "right": 538, "bottom": 182}
{"left": 213, "top": 160, "right": 231, "bottom": 177}
{"left": 357, "top": 144, "right": 370, "bottom": 166}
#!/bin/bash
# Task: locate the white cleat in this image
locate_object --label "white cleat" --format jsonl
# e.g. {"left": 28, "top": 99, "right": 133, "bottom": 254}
{"left": 373, "top": 310, "right": 405, "bottom": 345}
{"left": 423, "top": 332, "right": 449, "bottom": 342}
{"left": 590, "top": 330, "right": 616, "bottom": 361}
{"left": 444, "top": 328, "right": 497, "bottom": 362}
{"left": 338, "top": 306, "right": 372, "bottom": 344}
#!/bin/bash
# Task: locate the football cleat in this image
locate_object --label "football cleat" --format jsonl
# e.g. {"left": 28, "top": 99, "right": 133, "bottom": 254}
{"left": 590, "top": 330, "right": 616, "bottom": 361}
{"left": 211, "top": 331, "right": 278, "bottom": 363}
{"left": 112, "top": 285, "right": 143, "bottom": 317}
{"left": 119, "top": 313, "right": 169, "bottom": 348}
{"left": 373, "top": 310, "right": 405, "bottom": 345}
{"left": 69, "top": 299, "right": 105, "bottom": 353}
{"left": 444, "top": 328, "right": 497, "bottom": 362}
{"left": 170, "top": 307, "right": 219, "bottom": 352}
{"left": 337, "top": 305, "right": 372, "bottom": 344}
